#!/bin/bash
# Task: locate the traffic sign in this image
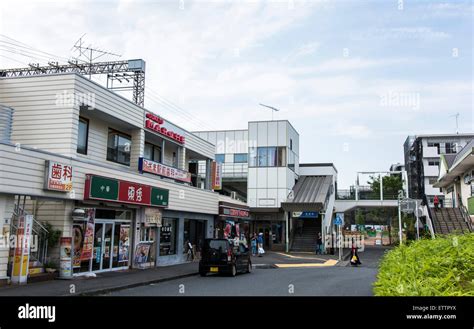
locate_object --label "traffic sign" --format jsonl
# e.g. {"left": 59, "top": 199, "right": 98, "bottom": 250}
{"left": 335, "top": 215, "right": 343, "bottom": 226}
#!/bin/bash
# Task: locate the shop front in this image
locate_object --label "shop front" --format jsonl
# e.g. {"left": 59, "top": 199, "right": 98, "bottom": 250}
{"left": 72, "top": 174, "right": 169, "bottom": 274}
{"left": 251, "top": 210, "right": 286, "bottom": 251}
{"left": 215, "top": 202, "right": 250, "bottom": 245}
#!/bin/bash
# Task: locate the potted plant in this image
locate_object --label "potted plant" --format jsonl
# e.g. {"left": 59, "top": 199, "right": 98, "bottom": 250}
{"left": 43, "top": 260, "right": 58, "bottom": 273}
{"left": 43, "top": 222, "right": 62, "bottom": 248}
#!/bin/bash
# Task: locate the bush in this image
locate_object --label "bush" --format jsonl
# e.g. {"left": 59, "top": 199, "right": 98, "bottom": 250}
{"left": 373, "top": 233, "right": 474, "bottom": 296}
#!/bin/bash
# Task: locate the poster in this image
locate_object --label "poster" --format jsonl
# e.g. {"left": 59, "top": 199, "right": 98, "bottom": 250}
{"left": 73, "top": 208, "right": 95, "bottom": 268}
{"left": 118, "top": 225, "right": 130, "bottom": 262}
{"left": 134, "top": 243, "right": 151, "bottom": 264}
{"left": 12, "top": 215, "right": 33, "bottom": 284}
{"left": 59, "top": 237, "right": 72, "bottom": 279}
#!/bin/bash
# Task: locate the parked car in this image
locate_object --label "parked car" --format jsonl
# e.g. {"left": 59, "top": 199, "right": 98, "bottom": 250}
{"left": 199, "top": 238, "right": 252, "bottom": 277}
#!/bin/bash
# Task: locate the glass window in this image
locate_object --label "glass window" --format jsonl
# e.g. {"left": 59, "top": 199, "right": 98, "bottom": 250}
{"left": 160, "top": 218, "right": 177, "bottom": 255}
{"left": 277, "top": 147, "right": 287, "bottom": 167}
{"left": 144, "top": 142, "right": 162, "bottom": 162}
{"left": 234, "top": 153, "right": 248, "bottom": 163}
{"left": 215, "top": 154, "right": 225, "bottom": 163}
{"left": 107, "top": 129, "right": 131, "bottom": 166}
{"left": 267, "top": 147, "right": 277, "bottom": 167}
{"left": 77, "top": 117, "right": 88, "bottom": 155}
{"left": 249, "top": 148, "right": 257, "bottom": 167}
{"left": 288, "top": 150, "right": 295, "bottom": 171}
{"left": 428, "top": 160, "right": 440, "bottom": 166}
{"left": 257, "top": 147, "right": 268, "bottom": 167}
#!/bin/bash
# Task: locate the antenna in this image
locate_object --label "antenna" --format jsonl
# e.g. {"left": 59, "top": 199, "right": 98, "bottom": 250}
{"left": 449, "top": 113, "right": 460, "bottom": 134}
{"left": 71, "top": 34, "right": 121, "bottom": 79}
{"left": 259, "top": 103, "right": 280, "bottom": 121}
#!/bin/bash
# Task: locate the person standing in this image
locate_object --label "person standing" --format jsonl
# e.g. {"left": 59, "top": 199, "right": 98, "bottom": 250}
{"left": 257, "top": 232, "right": 264, "bottom": 257}
{"left": 433, "top": 195, "right": 439, "bottom": 211}
{"left": 316, "top": 232, "right": 323, "bottom": 255}
{"left": 350, "top": 238, "right": 361, "bottom": 266}
{"left": 251, "top": 233, "right": 257, "bottom": 256}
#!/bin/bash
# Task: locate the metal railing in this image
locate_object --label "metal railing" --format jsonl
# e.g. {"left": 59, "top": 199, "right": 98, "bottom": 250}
{"left": 336, "top": 188, "right": 398, "bottom": 201}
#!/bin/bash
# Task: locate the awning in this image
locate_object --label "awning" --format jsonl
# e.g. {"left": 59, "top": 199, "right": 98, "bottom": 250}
{"left": 281, "top": 175, "right": 332, "bottom": 212}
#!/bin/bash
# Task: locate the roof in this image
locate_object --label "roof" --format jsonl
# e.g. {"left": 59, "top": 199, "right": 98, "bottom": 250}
{"left": 281, "top": 175, "right": 332, "bottom": 211}
{"left": 444, "top": 154, "right": 457, "bottom": 168}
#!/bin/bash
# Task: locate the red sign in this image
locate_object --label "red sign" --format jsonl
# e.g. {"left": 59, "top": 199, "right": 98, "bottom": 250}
{"left": 44, "top": 161, "right": 73, "bottom": 191}
{"left": 145, "top": 112, "right": 185, "bottom": 144}
{"left": 219, "top": 205, "right": 250, "bottom": 219}
{"left": 118, "top": 181, "right": 152, "bottom": 205}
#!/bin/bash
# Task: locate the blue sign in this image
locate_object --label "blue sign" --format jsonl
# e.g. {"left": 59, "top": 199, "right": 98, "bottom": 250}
{"left": 300, "top": 211, "right": 318, "bottom": 219}
{"left": 334, "top": 216, "right": 343, "bottom": 226}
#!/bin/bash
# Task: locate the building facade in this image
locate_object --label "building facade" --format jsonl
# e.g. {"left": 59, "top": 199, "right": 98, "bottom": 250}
{"left": 0, "top": 73, "right": 239, "bottom": 284}
{"left": 403, "top": 134, "right": 474, "bottom": 205}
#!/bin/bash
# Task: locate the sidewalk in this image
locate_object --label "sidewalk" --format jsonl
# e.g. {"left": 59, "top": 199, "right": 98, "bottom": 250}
{"left": 0, "top": 262, "right": 198, "bottom": 296}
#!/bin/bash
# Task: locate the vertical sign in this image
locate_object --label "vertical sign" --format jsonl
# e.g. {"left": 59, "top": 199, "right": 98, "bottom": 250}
{"left": 211, "top": 161, "right": 223, "bottom": 190}
{"left": 12, "top": 215, "right": 33, "bottom": 284}
{"left": 59, "top": 237, "right": 73, "bottom": 279}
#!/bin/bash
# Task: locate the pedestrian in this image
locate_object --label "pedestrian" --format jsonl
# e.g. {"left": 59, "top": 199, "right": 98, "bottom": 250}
{"left": 350, "top": 238, "right": 361, "bottom": 267}
{"left": 433, "top": 195, "right": 439, "bottom": 211}
{"left": 251, "top": 233, "right": 257, "bottom": 256}
{"left": 316, "top": 232, "right": 323, "bottom": 255}
{"left": 257, "top": 232, "right": 264, "bottom": 257}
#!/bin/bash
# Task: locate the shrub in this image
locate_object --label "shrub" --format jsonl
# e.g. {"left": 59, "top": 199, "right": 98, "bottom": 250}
{"left": 373, "top": 233, "right": 474, "bottom": 296}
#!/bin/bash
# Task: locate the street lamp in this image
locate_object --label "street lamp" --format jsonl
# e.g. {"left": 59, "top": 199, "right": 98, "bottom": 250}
{"left": 259, "top": 103, "right": 280, "bottom": 121}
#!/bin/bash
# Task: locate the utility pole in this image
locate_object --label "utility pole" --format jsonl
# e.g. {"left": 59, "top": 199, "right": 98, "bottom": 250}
{"left": 449, "top": 113, "right": 460, "bottom": 134}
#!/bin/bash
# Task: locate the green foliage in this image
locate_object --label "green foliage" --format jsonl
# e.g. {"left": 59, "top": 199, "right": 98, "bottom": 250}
{"left": 374, "top": 234, "right": 474, "bottom": 296}
{"left": 355, "top": 209, "right": 365, "bottom": 226}
{"left": 43, "top": 222, "right": 62, "bottom": 248}
{"left": 368, "top": 174, "right": 403, "bottom": 197}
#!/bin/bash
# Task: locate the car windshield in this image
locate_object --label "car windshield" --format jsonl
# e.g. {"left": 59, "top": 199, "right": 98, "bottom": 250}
{"left": 204, "top": 240, "right": 228, "bottom": 252}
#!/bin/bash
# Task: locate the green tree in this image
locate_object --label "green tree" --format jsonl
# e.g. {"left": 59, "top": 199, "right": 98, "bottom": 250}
{"left": 355, "top": 209, "right": 365, "bottom": 230}
{"left": 368, "top": 174, "right": 403, "bottom": 199}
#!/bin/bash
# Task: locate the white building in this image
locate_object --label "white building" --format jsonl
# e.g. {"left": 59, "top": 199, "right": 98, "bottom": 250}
{"left": 194, "top": 121, "right": 337, "bottom": 252}
{"left": 0, "top": 73, "right": 245, "bottom": 284}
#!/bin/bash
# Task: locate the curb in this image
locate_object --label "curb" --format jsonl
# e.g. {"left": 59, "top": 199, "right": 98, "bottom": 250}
{"left": 74, "top": 272, "right": 199, "bottom": 296}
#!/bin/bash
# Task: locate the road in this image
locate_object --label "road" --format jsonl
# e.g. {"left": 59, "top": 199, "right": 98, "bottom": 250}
{"left": 106, "top": 247, "right": 389, "bottom": 296}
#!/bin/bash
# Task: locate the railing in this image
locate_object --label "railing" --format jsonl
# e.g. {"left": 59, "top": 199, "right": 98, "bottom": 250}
{"left": 336, "top": 188, "right": 398, "bottom": 201}
{"left": 459, "top": 205, "right": 474, "bottom": 232}
{"left": 422, "top": 194, "right": 436, "bottom": 238}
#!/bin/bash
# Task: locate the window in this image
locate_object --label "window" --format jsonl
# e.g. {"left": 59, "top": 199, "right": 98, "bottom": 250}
{"left": 471, "top": 184, "right": 474, "bottom": 197}
{"left": 234, "top": 153, "right": 248, "bottom": 163}
{"left": 257, "top": 147, "right": 268, "bottom": 167}
{"left": 428, "top": 160, "right": 440, "bottom": 166}
{"left": 144, "top": 142, "right": 162, "bottom": 162}
{"left": 215, "top": 154, "right": 225, "bottom": 163}
{"left": 277, "top": 147, "right": 287, "bottom": 167}
{"left": 77, "top": 117, "right": 89, "bottom": 155}
{"left": 267, "top": 147, "right": 277, "bottom": 167}
{"left": 444, "top": 142, "right": 457, "bottom": 154}
{"left": 160, "top": 218, "right": 177, "bottom": 256}
{"left": 428, "top": 178, "right": 438, "bottom": 185}
{"left": 249, "top": 148, "right": 257, "bottom": 167}
{"left": 290, "top": 139, "right": 293, "bottom": 150}
{"left": 107, "top": 129, "right": 131, "bottom": 166}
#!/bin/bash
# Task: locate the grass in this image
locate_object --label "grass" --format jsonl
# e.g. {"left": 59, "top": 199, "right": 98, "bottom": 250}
{"left": 373, "top": 233, "right": 474, "bottom": 296}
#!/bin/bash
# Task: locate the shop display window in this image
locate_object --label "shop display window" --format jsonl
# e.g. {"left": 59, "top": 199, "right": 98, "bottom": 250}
{"left": 160, "top": 218, "right": 177, "bottom": 255}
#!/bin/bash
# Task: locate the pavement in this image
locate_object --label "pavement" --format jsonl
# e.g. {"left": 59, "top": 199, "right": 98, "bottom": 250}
{"left": 0, "top": 247, "right": 387, "bottom": 296}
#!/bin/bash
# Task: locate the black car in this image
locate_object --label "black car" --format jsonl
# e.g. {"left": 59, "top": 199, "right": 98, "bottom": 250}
{"left": 199, "top": 238, "right": 252, "bottom": 277}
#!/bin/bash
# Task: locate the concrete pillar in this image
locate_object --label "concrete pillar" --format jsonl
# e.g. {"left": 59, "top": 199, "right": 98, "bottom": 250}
{"left": 205, "top": 159, "right": 212, "bottom": 190}
{"left": 130, "top": 128, "right": 145, "bottom": 170}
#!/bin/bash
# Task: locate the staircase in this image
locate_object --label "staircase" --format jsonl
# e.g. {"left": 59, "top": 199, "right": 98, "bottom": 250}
{"left": 291, "top": 220, "right": 320, "bottom": 252}
{"left": 430, "top": 207, "right": 473, "bottom": 235}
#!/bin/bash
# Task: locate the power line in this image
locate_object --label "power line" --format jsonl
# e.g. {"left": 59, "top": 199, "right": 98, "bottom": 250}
{"left": 0, "top": 34, "right": 69, "bottom": 62}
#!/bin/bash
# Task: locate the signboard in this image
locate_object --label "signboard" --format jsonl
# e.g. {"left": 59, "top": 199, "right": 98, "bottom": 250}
{"left": 335, "top": 213, "right": 344, "bottom": 226}
{"left": 44, "top": 161, "right": 73, "bottom": 192}
{"left": 84, "top": 174, "right": 169, "bottom": 207}
{"left": 292, "top": 211, "right": 319, "bottom": 219}
{"left": 59, "top": 237, "right": 73, "bottom": 279}
{"left": 144, "top": 112, "right": 185, "bottom": 145}
{"left": 219, "top": 205, "right": 250, "bottom": 219}
{"left": 12, "top": 215, "right": 33, "bottom": 284}
{"left": 144, "top": 208, "right": 162, "bottom": 227}
{"left": 118, "top": 225, "right": 130, "bottom": 263}
{"left": 134, "top": 242, "right": 151, "bottom": 264}
{"left": 211, "top": 161, "right": 223, "bottom": 190}
{"left": 139, "top": 157, "right": 191, "bottom": 183}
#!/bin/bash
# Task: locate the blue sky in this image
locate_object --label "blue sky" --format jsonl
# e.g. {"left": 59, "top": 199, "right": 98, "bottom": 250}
{"left": 0, "top": 0, "right": 472, "bottom": 188}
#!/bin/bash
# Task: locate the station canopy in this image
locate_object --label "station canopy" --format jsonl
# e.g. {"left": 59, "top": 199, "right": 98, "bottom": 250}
{"left": 281, "top": 175, "right": 332, "bottom": 212}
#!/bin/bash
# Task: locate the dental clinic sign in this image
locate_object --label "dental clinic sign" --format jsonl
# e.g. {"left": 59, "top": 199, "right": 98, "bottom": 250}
{"left": 144, "top": 112, "right": 185, "bottom": 145}
{"left": 44, "top": 161, "right": 73, "bottom": 192}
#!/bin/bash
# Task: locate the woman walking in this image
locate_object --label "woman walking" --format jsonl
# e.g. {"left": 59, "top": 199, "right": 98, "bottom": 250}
{"left": 251, "top": 233, "right": 257, "bottom": 256}
{"left": 350, "top": 238, "right": 361, "bottom": 266}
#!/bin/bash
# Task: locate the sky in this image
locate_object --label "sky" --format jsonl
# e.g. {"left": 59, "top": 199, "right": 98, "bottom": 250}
{"left": 0, "top": 0, "right": 472, "bottom": 188}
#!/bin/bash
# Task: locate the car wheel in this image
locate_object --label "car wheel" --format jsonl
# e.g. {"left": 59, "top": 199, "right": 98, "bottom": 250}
{"left": 230, "top": 264, "right": 237, "bottom": 277}
{"left": 199, "top": 271, "right": 207, "bottom": 277}
{"left": 246, "top": 261, "right": 252, "bottom": 273}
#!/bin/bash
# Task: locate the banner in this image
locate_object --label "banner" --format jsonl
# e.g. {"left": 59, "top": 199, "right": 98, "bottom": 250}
{"left": 211, "top": 161, "right": 223, "bottom": 190}
{"left": 59, "top": 237, "right": 73, "bottom": 279}
{"left": 73, "top": 208, "right": 95, "bottom": 268}
{"left": 139, "top": 158, "right": 191, "bottom": 183}
{"left": 134, "top": 243, "right": 151, "bottom": 264}
{"left": 12, "top": 215, "right": 33, "bottom": 284}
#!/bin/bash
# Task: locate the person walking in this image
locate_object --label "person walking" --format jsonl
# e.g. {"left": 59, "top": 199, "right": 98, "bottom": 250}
{"left": 350, "top": 238, "right": 361, "bottom": 266}
{"left": 433, "top": 195, "right": 439, "bottom": 211}
{"left": 316, "top": 232, "right": 323, "bottom": 255}
{"left": 251, "top": 233, "right": 257, "bottom": 256}
{"left": 257, "top": 232, "right": 264, "bottom": 257}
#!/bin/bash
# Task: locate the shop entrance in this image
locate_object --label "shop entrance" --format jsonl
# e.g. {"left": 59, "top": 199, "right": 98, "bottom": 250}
{"left": 92, "top": 221, "right": 114, "bottom": 271}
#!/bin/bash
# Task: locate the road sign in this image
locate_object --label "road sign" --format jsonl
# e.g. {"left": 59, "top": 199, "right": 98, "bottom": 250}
{"left": 335, "top": 216, "right": 343, "bottom": 226}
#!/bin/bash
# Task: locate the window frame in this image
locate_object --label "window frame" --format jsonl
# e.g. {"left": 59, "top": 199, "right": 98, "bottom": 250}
{"left": 215, "top": 154, "right": 225, "bottom": 163}
{"left": 233, "top": 153, "right": 248, "bottom": 163}
{"left": 144, "top": 142, "right": 162, "bottom": 163}
{"left": 107, "top": 128, "right": 132, "bottom": 166}
{"left": 77, "top": 117, "right": 89, "bottom": 155}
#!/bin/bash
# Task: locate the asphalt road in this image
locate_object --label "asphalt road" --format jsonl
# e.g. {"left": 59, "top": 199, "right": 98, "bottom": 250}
{"left": 106, "top": 248, "right": 388, "bottom": 296}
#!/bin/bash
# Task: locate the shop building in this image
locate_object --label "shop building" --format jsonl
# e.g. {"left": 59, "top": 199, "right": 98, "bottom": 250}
{"left": 194, "top": 121, "right": 337, "bottom": 252}
{"left": 0, "top": 73, "right": 237, "bottom": 283}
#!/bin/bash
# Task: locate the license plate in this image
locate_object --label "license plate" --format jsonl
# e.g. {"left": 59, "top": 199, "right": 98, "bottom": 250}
{"left": 210, "top": 267, "right": 219, "bottom": 273}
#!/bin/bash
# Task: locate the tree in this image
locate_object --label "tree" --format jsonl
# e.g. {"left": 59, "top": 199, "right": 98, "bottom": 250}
{"left": 368, "top": 174, "right": 403, "bottom": 199}
{"left": 355, "top": 209, "right": 365, "bottom": 230}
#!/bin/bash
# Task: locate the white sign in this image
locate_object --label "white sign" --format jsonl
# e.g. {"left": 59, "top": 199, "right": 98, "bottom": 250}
{"left": 144, "top": 208, "right": 162, "bottom": 227}
{"left": 44, "top": 161, "right": 73, "bottom": 192}
{"left": 11, "top": 215, "right": 33, "bottom": 284}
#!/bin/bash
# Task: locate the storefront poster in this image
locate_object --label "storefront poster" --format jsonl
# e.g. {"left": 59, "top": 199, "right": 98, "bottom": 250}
{"left": 134, "top": 243, "right": 151, "bottom": 264}
{"left": 59, "top": 237, "right": 72, "bottom": 278}
{"left": 12, "top": 215, "right": 33, "bottom": 284}
{"left": 73, "top": 208, "right": 95, "bottom": 268}
{"left": 118, "top": 225, "right": 130, "bottom": 262}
